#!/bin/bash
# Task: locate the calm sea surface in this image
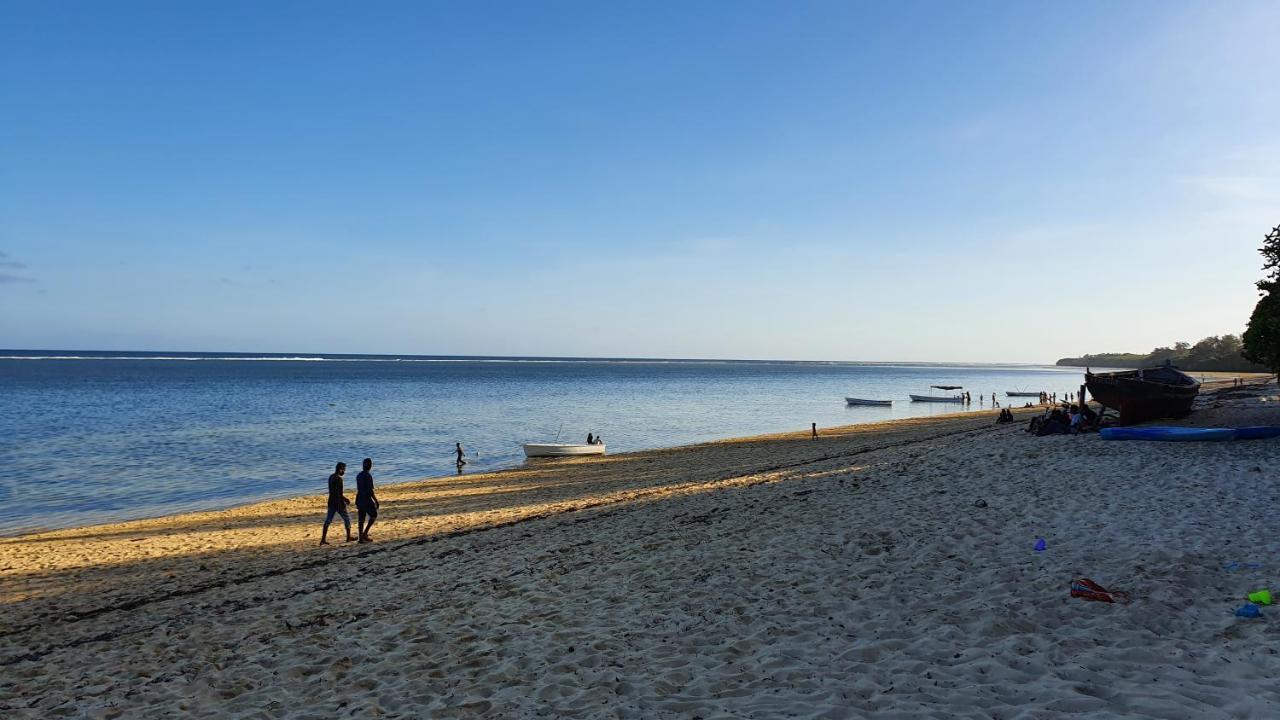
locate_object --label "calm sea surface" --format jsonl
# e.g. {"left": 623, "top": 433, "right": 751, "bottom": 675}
{"left": 0, "top": 352, "right": 1091, "bottom": 535}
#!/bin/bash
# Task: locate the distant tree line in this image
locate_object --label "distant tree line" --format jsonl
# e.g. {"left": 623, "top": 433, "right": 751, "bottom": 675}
{"left": 1056, "top": 334, "right": 1268, "bottom": 372}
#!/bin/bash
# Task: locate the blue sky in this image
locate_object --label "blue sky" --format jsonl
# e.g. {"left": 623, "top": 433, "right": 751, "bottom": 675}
{"left": 2, "top": 1, "right": 1277, "bottom": 362}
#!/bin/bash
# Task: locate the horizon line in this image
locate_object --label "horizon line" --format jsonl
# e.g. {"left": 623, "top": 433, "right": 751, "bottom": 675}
{"left": 0, "top": 348, "right": 1066, "bottom": 367}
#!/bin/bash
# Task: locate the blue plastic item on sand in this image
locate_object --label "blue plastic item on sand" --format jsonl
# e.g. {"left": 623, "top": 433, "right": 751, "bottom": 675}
{"left": 1233, "top": 426, "right": 1280, "bottom": 441}
{"left": 1100, "top": 427, "right": 1236, "bottom": 442}
{"left": 1035, "top": 538, "right": 1047, "bottom": 552}
{"left": 1235, "top": 604, "right": 1262, "bottom": 618}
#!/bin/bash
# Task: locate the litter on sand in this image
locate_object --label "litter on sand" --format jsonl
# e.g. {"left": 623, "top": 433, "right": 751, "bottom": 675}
{"left": 1070, "top": 578, "right": 1131, "bottom": 604}
{"left": 1235, "top": 604, "right": 1263, "bottom": 619}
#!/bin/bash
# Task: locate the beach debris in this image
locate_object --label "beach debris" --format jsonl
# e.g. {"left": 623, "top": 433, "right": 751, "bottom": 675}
{"left": 1223, "top": 562, "right": 1264, "bottom": 572}
{"left": 1070, "top": 578, "right": 1131, "bottom": 604}
{"left": 973, "top": 499, "right": 987, "bottom": 508}
{"left": 1235, "top": 604, "right": 1263, "bottom": 619}
{"left": 1247, "top": 589, "right": 1272, "bottom": 605}
{"left": 1035, "top": 538, "right": 1047, "bottom": 552}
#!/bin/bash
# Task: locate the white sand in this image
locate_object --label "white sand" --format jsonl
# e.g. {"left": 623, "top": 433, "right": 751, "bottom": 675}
{"left": 2, "top": 378, "right": 1278, "bottom": 718}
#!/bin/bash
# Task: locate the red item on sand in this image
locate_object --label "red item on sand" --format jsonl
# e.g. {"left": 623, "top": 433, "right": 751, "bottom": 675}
{"left": 1070, "top": 578, "right": 1131, "bottom": 604}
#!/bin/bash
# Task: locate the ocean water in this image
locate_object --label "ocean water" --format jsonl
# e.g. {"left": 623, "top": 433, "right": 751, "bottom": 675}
{"left": 0, "top": 351, "right": 1090, "bottom": 535}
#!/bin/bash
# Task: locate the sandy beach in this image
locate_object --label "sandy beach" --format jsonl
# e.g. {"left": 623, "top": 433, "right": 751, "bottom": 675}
{"left": 3, "top": 376, "right": 1279, "bottom": 718}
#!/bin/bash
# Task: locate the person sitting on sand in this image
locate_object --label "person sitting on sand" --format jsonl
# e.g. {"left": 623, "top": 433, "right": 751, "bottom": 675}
{"left": 320, "top": 462, "right": 354, "bottom": 545}
{"left": 1040, "top": 409, "right": 1070, "bottom": 436}
{"left": 355, "top": 457, "right": 379, "bottom": 543}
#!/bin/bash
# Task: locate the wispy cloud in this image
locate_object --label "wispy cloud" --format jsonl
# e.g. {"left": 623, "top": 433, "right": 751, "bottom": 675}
{"left": 0, "top": 252, "right": 34, "bottom": 283}
{"left": 1176, "top": 175, "right": 1280, "bottom": 202}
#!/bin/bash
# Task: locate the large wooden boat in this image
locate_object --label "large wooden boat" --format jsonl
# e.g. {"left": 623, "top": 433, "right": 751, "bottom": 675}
{"left": 1084, "top": 364, "right": 1200, "bottom": 425}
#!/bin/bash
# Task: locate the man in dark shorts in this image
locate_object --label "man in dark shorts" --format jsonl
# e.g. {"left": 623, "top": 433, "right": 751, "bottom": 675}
{"left": 356, "top": 457, "right": 379, "bottom": 543}
{"left": 320, "top": 461, "right": 354, "bottom": 545}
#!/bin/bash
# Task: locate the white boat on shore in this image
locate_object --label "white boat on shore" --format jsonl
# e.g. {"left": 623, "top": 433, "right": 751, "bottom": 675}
{"left": 845, "top": 397, "right": 892, "bottom": 406}
{"left": 522, "top": 443, "right": 607, "bottom": 458}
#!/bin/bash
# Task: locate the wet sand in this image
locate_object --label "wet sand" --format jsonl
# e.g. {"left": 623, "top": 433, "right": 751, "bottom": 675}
{"left": 2, "top": 376, "right": 1278, "bottom": 718}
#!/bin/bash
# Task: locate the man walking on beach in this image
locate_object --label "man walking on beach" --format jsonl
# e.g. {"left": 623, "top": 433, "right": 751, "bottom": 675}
{"left": 455, "top": 442, "right": 467, "bottom": 470}
{"left": 355, "top": 457, "right": 379, "bottom": 543}
{"left": 320, "top": 462, "right": 354, "bottom": 545}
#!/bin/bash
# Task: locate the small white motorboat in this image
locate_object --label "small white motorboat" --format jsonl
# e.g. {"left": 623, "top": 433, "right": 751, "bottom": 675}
{"left": 522, "top": 443, "right": 607, "bottom": 458}
{"left": 845, "top": 397, "right": 892, "bottom": 406}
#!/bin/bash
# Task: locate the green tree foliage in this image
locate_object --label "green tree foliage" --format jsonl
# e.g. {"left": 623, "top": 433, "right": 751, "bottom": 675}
{"left": 1243, "top": 294, "right": 1280, "bottom": 373}
{"left": 1058, "top": 334, "right": 1266, "bottom": 372}
{"left": 1243, "top": 223, "right": 1280, "bottom": 373}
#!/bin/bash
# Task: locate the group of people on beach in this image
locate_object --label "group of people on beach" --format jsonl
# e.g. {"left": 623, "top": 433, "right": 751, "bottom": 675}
{"left": 1025, "top": 403, "right": 1098, "bottom": 436}
{"left": 320, "top": 458, "right": 379, "bottom": 545}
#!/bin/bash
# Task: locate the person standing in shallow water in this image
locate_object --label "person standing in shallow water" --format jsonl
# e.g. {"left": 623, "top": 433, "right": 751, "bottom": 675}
{"left": 455, "top": 442, "right": 467, "bottom": 469}
{"left": 320, "top": 462, "right": 354, "bottom": 545}
{"left": 355, "top": 457, "right": 379, "bottom": 543}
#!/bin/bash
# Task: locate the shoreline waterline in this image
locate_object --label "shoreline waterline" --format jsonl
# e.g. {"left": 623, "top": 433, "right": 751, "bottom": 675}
{"left": 2, "top": 357, "right": 1122, "bottom": 535}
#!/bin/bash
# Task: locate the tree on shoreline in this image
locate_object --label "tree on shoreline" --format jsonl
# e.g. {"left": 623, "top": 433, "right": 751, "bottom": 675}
{"left": 1057, "top": 334, "right": 1264, "bottom": 372}
{"left": 1243, "top": 224, "right": 1280, "bottom": 374}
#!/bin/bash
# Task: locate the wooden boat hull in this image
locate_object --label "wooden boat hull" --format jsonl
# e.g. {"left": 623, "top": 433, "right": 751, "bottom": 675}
{"left": 523, "top": 443, "right": 607, "bottom": 458}
{"left": 1005, "top": 392, "right": 1041, "bottom": 397}
{"left": 909, "top": 394, "right": 963, "bottom": 403}
{"left": 1085, "top": 366, "right": 1199, "bottom": 425}
{"left": 845, "top": 397, "right": 892, "bottom": 406}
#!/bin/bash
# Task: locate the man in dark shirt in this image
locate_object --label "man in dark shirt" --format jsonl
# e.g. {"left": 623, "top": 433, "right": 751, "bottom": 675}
{"left": 320, "top": 461, "right": 354, "bottom": 545}
{"left": 355, "top": 457, "right": 379, "bottom": 543}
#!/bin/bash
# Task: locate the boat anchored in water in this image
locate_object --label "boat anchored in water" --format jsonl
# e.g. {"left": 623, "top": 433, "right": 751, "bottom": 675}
{"left": 845, "top": 397, "right": 892, "bottom": 406}
{"left": 1085, "top": 362, "right": 1200, "bottom": 425}
{"left": 522, "top": 443, "right": 607, "bottom": 458}
{"left": 910, "top": 385, "right": 965, "bottom": 403}
{"left": 1005, "top": 391, "right": 1042, "bottom": 398}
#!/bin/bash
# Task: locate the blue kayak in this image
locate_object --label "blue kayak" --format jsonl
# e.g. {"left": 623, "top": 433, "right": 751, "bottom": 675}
{"left": 1101, "top": 427, "right": 1237, "bottom": 442}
